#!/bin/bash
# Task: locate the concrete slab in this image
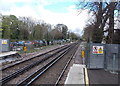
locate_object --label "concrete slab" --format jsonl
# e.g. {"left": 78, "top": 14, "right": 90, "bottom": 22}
{"left": 65, "top": 64, "right": 85, "bottom": 85}
{"left": 88, "top": 69, "right": 118, "bottom": 84}
{"left": 0, "top": 51, "right": 17, "bottom": 58}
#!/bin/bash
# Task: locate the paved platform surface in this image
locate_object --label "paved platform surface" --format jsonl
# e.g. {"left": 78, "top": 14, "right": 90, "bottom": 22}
{"left": 88, "top": 69, "right": 119, "bottom": 85}
{"left": 65, "top": 43, "right": 86, "bottom": 85}
{"left": 65, "top": 42, "right": 119, "bottom": 85}
{"left": 0, "top": 51, "right": 21, "bottom": 65}
{"left": 65, "top": 64, "right": 85, "bottom": 85}
{"left": 0, "top": 51, "right": 17, "bottom": 58}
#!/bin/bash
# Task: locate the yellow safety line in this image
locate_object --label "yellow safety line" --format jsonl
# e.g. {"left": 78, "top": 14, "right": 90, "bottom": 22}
{"left": 84, "top": 68, "right": 89, "bottom": 86}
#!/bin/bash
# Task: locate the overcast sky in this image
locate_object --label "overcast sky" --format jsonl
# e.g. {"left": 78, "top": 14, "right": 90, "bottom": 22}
{"left": 0, "top": 0, "right": 91, "bottom": 35}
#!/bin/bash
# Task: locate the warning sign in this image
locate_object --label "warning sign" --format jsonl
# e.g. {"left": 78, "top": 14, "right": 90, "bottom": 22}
{"left": 2, "top": 40, "right": 7, "bottom": 44}
{"left": 92, "top": 46, "right": 103, "bottom": 54}
{"left": 23, "top": 46, "right": 27, "bottom": 52}
{"left": 81, "top": 50, "right": 84, "bottom": 58}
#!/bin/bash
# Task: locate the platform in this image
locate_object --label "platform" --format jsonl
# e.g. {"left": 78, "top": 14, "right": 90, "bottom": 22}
{"left": 0, "top": 51, "right": 21, "bottom": 65}
{"left": 65, "top": 43, "right": 87, "bottom": 85}
{"left": 0, "top": 51, "right": 18, "bottom": 58}
{"left": 65, "top": 64, "right": 86, "bottom": 85}
{"left": 65, "top": 42, "right": 118, "bottom": 85}
{"left": 88, "top": 69, "right": 118, "bottom": 85}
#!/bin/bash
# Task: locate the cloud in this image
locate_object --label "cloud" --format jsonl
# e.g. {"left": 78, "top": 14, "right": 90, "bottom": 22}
{"left": 35, "top": 5, "right": 89, "bottom": 35}
{"left": 0, "top": 0, "right": 89, "bottom": 35}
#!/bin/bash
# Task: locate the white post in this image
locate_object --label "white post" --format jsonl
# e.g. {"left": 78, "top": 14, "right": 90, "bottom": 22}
{"left": 111, "top": 53, "right": 118, "bottom": 74}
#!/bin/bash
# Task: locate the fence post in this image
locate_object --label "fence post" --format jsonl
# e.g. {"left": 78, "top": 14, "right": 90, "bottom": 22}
{"left": 111, "top": 53, "right": 118, "bottom": 74}
{"left": 112, "top": 54, "right": 115, "bottom": 73}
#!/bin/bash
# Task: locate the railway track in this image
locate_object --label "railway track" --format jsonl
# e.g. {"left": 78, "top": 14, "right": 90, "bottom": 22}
{"left": 1, "top": 42, "right": 77, "bottom": 85}
{"left": 55, "top": 44, "right": 78, "bottom": 85}
{"left": 1, "top": 44, "right": 70, "bottom": 78}
{"left": 31, "top": 42, "right": 79, "bottom": 85}
{"left": 1, "top": 44, "right": 68, "bottom": 71}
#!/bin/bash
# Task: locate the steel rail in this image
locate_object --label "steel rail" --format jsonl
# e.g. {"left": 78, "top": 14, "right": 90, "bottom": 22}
{"left": 1, "top": 44, "right": 73, "bottom": 85}
{"left": 55, "top": 43, "right": 79, "bottom": 86}
{"left": 16, "top": 44, "right": 75, "bottom": 86}
{"left": 1, "top": 44, "right": 69, "bottom": 71}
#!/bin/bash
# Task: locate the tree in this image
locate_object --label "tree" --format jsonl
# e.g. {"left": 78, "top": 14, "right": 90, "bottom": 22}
{"left": 33, "top": 24, "right": 43, "bottom": 40}
{"left": 2, "top": 15, "right": 19, "bottom": 39}
{"left": 113, "top": 30, "right": 120, "bottom": 44}
{"left": 1, "top": 14, "right": 80, "bottom": 42}
{"left": 9, "top": 15, "right": 19, "bottom": 39}
{"left": 62, "top": 25, "right": 68, "bottom": 40}
{"left": 18, "top": 21, "right": 29, "bottom": 40}
{"left": 83, "top": 24, "right": 94, "bottom": 42}
{"left": 107, "top": 2, "right": 118, "bottom": 43}
{"left": 2, "top": 16, "right": 9, "bottom": 39}
{"left": 51, "top": 28, "right": 62, "bottom": 40}
{"left": 77, "top": 0, "right": 120, "bottom": 43}
{"left": 56, "top": 24, "right": 68, "bottom": 40}
{"left": 70, "top": 32, "right": 79, "bottom": 40}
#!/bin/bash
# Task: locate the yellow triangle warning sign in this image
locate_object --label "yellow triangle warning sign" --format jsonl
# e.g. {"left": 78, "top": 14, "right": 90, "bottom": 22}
{"left": 98, "top": 47, "right": 103, "bottom": 54}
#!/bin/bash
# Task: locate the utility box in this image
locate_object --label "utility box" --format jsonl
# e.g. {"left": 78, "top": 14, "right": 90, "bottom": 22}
{"left": 86, "top": 43, "right": 105, "bottom": 69}
{"left": 85, "top": 43, "right": 120, "bottom": 72}
{"left": 0, "top": 39, "right": 10, "bottom": 52}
